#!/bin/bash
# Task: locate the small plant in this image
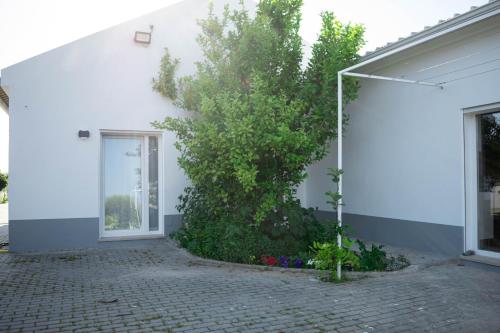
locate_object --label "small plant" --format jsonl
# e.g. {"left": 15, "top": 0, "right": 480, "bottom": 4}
{"left": 356, "top": 240, "right": 411, "bottom": 271}
{"left": 279, "top": 256, "right": 289, "bottom": 268}
{"left": 312, "top": 238, "right": 360, "bottom": 280}
{"left": 356, "top": 240, "right": 387, "bottom": 271}
{"left": 313, "top": 167, "right": 358, "bottom": 279}
{"left": 292, "top": 257, "right": 304, "bottom": 268}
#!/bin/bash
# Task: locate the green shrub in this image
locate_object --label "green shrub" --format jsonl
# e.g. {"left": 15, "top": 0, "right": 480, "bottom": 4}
{"left": 0, "top": 172, "right": 7, "bottom": 193}
{"left": 172, "top": 187, "right": 334, "bottom": 263}
{"left": 155, "top": 0, "right": 364, "bottom": 263}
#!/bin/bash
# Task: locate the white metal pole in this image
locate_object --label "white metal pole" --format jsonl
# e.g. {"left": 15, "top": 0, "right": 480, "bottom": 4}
{"left": 337, "top": 72, "right": 343, "bottom": 280}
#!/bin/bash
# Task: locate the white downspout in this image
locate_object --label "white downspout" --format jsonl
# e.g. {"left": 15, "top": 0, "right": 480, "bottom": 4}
{"left": 337, "top": 72, "right": 343, "bottom": 280}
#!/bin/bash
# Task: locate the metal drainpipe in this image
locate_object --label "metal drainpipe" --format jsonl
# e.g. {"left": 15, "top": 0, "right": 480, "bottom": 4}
{"left": 337, "top": 72, "right": 343, "bottom": 280}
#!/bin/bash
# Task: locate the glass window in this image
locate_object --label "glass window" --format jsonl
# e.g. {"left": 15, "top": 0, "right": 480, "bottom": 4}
{"left": 148, "top": 136, "right": 159, "bottom": 231}
{"left": 103, "top": 137, "right": 143, "bottom": 231}
{"left": 477, "top": 112, "right": 500, "bottom": 253}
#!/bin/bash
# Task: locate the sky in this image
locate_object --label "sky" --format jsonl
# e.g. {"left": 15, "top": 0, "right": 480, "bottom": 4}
{"left": 0, "top": 0, "right": 489, "bottom": 172}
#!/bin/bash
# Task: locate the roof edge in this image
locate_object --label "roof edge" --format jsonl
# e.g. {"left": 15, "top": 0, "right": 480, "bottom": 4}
{"left": 0, "top": 0, "right": 190, "bottom": 72}
{"left": 351, "top": 0, "right": 500, "bottom": 71}
{"left": 1, "top": 0, "right": 259, "bottom": 73}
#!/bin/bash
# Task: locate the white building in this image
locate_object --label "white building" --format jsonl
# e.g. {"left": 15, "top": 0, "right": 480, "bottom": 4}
{"left": 308, "top": 0, "right": 500, "bottom": 258}
{"left": 1, "top": 0, "right": 247, "bottom": 251}
{"left": 2, "top": 0, "right": 500, "bottom": 258}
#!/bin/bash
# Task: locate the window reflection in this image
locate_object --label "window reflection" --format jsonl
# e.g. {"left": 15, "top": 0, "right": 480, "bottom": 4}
{"left": 149, "top": 136, "right": 159, "bottom": 231}
{"left": 477, "top": 112, "right": 500, "bottom": 252}
{"left": 104, "top": 138, "right": 143, "bottom": 231}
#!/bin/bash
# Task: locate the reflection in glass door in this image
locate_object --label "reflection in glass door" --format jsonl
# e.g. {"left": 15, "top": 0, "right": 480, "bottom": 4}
{"left": 101, "top": 134, "right": 162, "bottom": 237}
{"left": 477, "top": 112, "right": 500, "bottom": 253}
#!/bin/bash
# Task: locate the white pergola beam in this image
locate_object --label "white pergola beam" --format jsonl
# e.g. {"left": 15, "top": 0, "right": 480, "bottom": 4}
{"left": 343, "top": 72, "right": 443, "bottom": 88}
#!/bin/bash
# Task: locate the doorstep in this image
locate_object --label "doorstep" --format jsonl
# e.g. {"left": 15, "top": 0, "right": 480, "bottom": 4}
{"left": 460, "top": 254, "right": 500, "bottom": 273}
{"left": 98, "top": 234, "right": 166, "bottom": 242}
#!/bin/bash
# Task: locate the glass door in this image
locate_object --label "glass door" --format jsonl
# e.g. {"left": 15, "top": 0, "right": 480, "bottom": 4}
{"left": 101, "top": 133, "right": 162, "bottom": 238}
{"left": 477, "top": 112, "right": 500, "bottom": 254}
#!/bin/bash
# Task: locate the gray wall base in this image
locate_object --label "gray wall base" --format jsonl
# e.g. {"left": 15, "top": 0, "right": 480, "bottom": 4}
{"left": 164, "top": 214, "right": 183, "bottom": 235}
{"left": 9, "top": 218, "right": 100, "bottom": 253}
{"left": 315, "top": 211, "right": 464, "bottom": 256}
{"left": 9, "top": 214, "right": 184, "bottom": 253}
{"left": 11, "top": 212, "right": 463, "bottom": 255}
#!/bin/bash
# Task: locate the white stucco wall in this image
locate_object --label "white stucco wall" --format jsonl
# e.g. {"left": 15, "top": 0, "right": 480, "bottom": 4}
{"left": 4, "top": 0, "right": 497, "bottom": 231}
{"left": 307, "top": 16, "right": 500, "bottom": 227}
{"left": 1, "top": 0, "right": 256, "bottom": 221}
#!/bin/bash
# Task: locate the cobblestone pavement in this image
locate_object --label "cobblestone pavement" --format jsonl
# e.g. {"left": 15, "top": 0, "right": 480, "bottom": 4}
{"left": 1, "top": 240, "right": 500, "bottom": 333}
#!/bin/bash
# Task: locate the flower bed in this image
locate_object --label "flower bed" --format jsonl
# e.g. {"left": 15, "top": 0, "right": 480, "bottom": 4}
{"left": 178, "top": 242, "right": 414, "bottom": 282}
{"left": 261, "top": 255, "right": 306, "bottom": 269}
{"left": 254, "top": 239, "right": 411, "bottom": 274}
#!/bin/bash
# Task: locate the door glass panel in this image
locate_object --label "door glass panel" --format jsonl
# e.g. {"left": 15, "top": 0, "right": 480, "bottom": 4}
{"left": 103, "top": 137, "right": 143, "bottom": 231}
{"left": 477, "top": 112, "right": 500, "bottom": 253}
{"left": 148, "top": 136, "right": 159, "bottom": 231}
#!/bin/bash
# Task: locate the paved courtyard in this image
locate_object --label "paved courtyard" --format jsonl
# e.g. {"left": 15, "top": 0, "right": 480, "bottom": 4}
{"left": 0, "top": 240, "right": 500, "bottom": 333}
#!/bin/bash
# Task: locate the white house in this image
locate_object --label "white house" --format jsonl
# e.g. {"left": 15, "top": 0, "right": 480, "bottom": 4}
{"left": 2, "top": 0, "right": 500, "bottom": 258}
{"left": 1, "top": 0, "right": 256, "bottom": 252}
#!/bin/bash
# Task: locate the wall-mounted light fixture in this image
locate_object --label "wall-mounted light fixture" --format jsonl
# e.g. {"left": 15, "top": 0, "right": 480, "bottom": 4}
{"left": 134, "top": 25, "right": 153, "bottom": 45}
{"left": 134, "top": 31, "right": 151, "bottom": 44}
{"left": 78, "top": 130, "right": 90, "bottom": 139}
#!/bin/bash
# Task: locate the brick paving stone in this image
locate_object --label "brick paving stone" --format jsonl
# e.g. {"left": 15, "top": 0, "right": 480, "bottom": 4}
{"left": 0, "top": 239, "right": 499, "bottom": 332}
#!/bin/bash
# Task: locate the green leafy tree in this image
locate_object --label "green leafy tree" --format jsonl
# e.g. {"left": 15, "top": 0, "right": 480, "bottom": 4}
{"left": 153, "top": 0, "right": 364, "bottom": 258}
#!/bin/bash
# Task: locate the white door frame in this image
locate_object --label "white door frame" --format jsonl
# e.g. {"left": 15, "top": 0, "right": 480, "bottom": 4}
{"left": 464, "top": 102, "right": 500, "bottom": 259}
{"left": 99, "top": 130, "right": 164, "bottom": 239}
